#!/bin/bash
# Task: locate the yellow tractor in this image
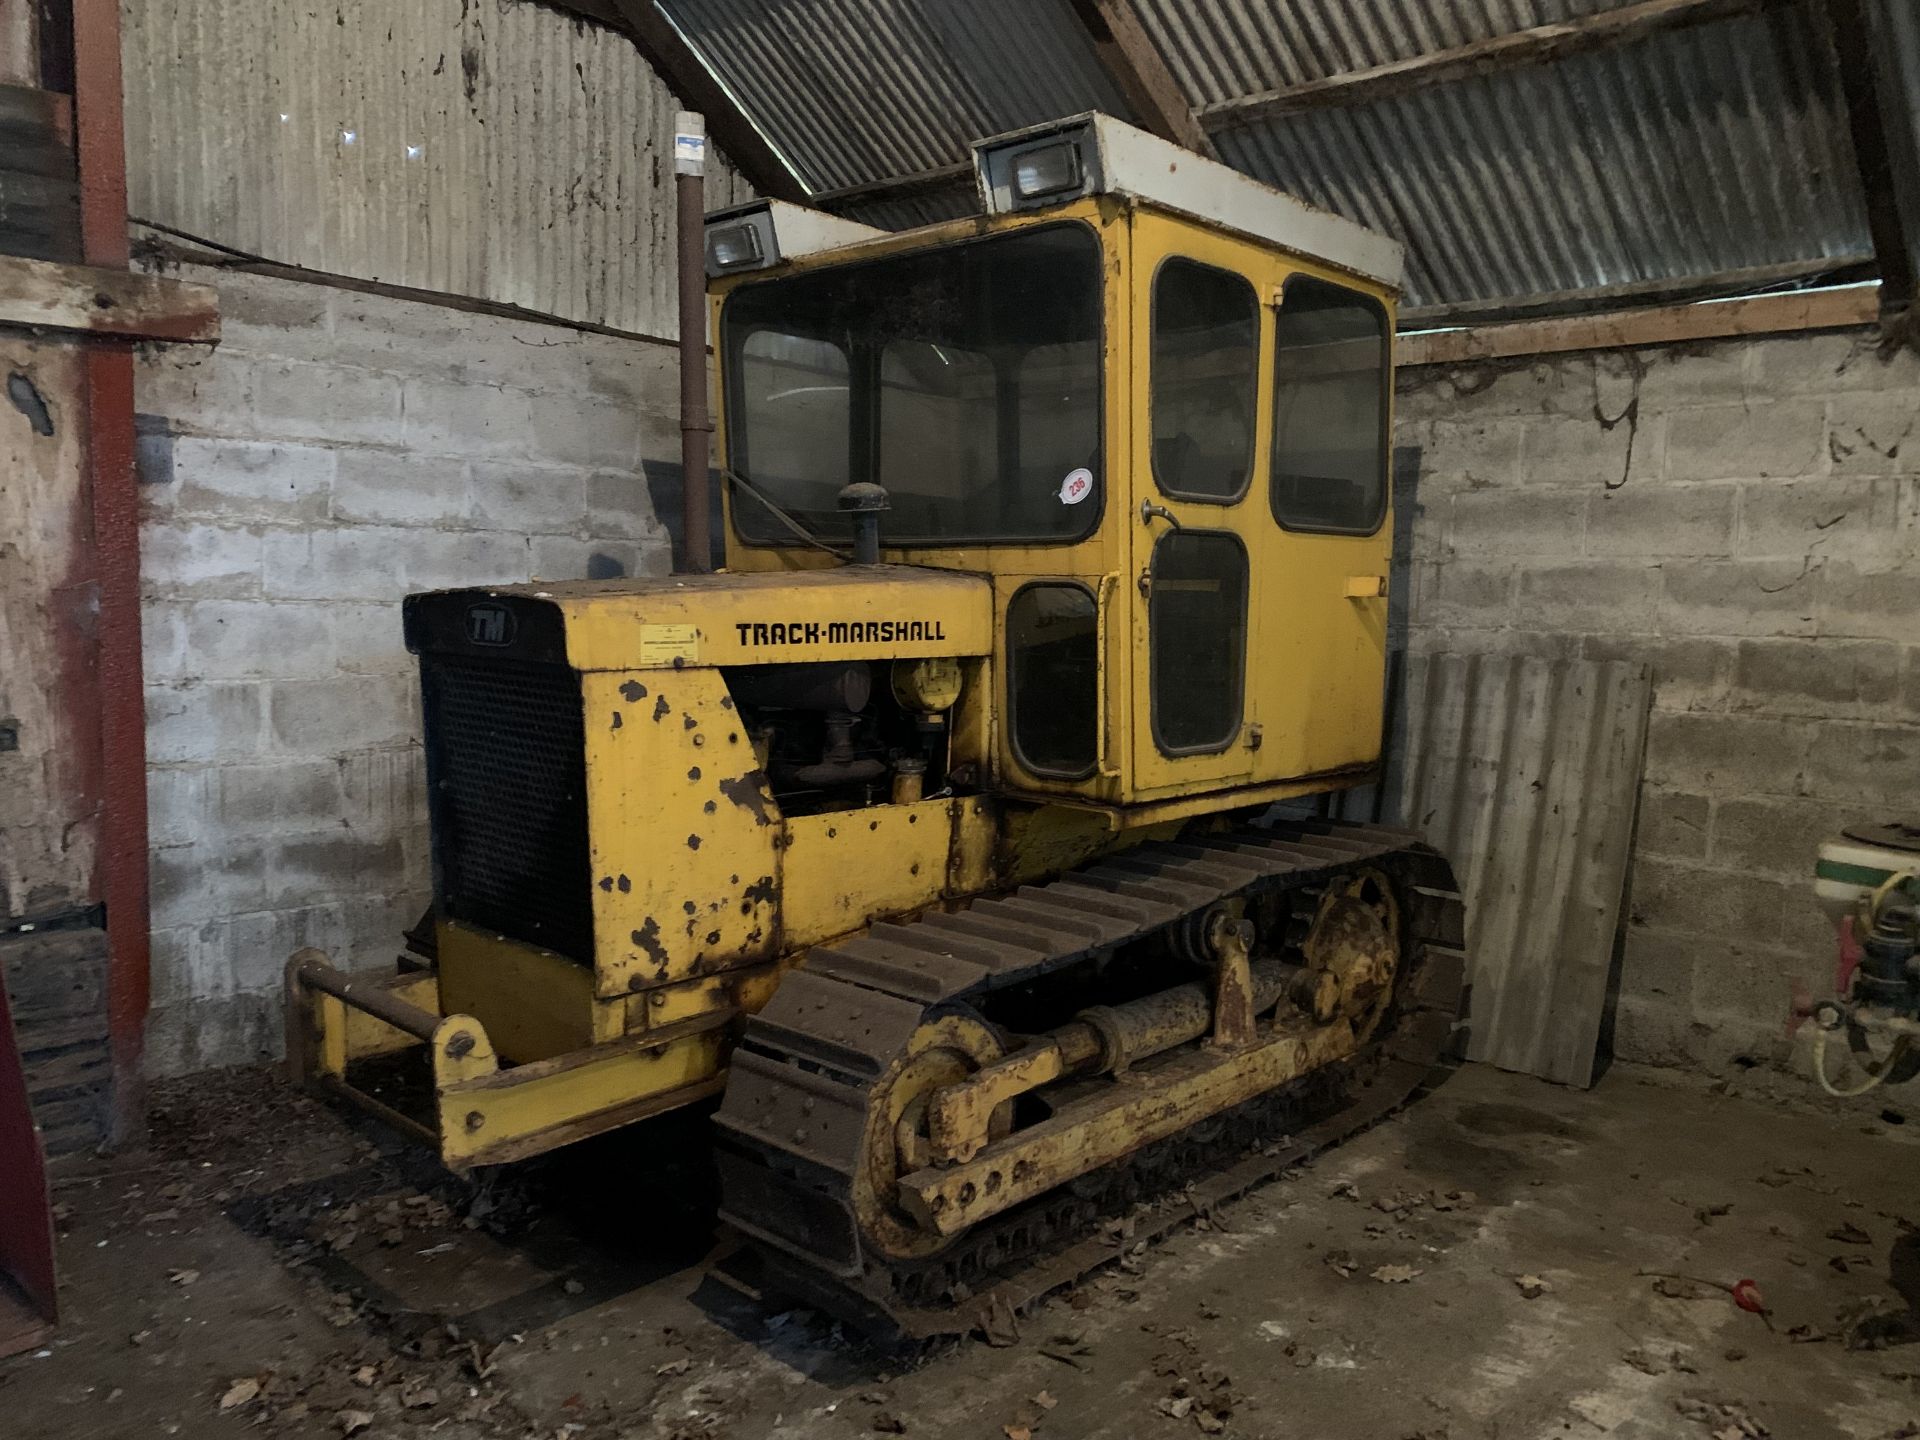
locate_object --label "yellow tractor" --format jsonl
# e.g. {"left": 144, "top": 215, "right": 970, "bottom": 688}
{"left": 287, "top": 112, "right": 1466, "bottom": 1335}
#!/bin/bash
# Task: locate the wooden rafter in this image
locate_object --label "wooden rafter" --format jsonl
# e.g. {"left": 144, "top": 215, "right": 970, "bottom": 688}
{"left": 1823, "top": 0, "right": 1918, "bottom": 313}
{"left": 1064, "top": 0, "right": 1213, "bottom": 157}
{"left": 602, "top": 0, "right": 809, "bottom": 203}
{"left": 1203, "top": 0, "right": 1773, "bottom": 131}
{"left": 1398, "top": 283, "right": 1880, "bottom": 366}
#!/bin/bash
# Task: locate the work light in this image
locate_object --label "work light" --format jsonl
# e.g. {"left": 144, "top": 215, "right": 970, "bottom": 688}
{"left": 1010, "top": 140, "right": 1083, "bottom": 201}
{"left": 707, "top": 221, "right": 765, "bottom": 271}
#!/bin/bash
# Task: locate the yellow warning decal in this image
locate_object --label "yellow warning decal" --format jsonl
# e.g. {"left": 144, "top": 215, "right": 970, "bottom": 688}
{"left": 639, "top": 623, "right": 700, "bottom": 664}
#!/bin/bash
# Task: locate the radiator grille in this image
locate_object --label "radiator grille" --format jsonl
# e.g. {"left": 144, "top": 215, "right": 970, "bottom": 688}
{"left": 420, "top": 653, "right": 595, "bottom": 964}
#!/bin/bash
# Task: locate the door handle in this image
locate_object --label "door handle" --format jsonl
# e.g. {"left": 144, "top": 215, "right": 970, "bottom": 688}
{"left": 1139, "top": 501, "right": 1183, "bottom": 531}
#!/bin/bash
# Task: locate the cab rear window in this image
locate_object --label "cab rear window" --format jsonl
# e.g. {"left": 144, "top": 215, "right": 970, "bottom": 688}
{"left": 1269, "top": 276, "right": 1389, "bottom": 534}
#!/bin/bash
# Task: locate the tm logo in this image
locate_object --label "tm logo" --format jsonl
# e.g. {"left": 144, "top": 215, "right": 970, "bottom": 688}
{"left": 465, "top": 603, "right": 515, "bottom": 646}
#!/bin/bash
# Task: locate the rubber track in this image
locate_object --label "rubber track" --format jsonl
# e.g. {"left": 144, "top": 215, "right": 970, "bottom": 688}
{"left": 713, "top": 818, "right": 1468, "bottom": 1339}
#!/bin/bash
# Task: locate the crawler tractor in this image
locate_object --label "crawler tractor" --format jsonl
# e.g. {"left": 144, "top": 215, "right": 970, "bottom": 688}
{"left": 287, "top": 113, "right": 1468, "bottom": 1334}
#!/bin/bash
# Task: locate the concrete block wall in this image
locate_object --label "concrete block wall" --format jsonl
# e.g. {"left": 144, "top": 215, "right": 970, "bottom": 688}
{"left": 1395, "top": 327, "right": 1919, "bottom": 1075}
{"left": 136, "top": 263, "right": 679, "bottom": 1075}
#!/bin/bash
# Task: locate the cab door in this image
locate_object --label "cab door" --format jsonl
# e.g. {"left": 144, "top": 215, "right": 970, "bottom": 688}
{"left": 1247, "top": 269, "right": 1395, "bottom": 783}
{"left": 1126, "top": 211, "right": 1394, "bottom": 799}
{"left": 1126, "top": 213, "right": 1264, "bottom": 797}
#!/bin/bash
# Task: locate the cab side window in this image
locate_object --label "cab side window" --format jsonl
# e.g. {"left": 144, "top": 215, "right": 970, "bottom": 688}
{"left": 1269, "top": 276, "right": 1389, "bottom": 534}
{"left": 1150, "top": 259, "right": 1258, "bottom": 502}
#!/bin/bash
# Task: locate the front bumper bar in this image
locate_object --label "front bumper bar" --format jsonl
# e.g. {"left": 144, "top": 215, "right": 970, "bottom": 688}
{"left": 283, "top": 948, "right": 729, "bottom": 1169}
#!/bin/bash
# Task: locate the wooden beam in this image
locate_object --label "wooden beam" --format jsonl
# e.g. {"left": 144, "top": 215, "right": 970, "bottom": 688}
{"left": 1064, "top": 0, "right": 1213, "bottom": 157}
{"left": 1823, "top": 0, "right": 1918, "bottom": 313}
{"left": 603, "top": 0, "right": 809, "bottom": 204}
{"left": 1399, "top": 255, "right": 1876, "bottom": 328}
{"left": 1203, "top": 0, "right": 1771, "bottom": 132}
{"left": 0, "top": 254, "right": 220, "bottom": 342}
{"left": 1397, "top": 283, "right": 1879, "bottom": 367}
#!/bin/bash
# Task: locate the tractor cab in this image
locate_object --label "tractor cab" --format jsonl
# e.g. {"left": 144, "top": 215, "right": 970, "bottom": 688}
{"left": 707, "top": 113, "right": 1404, "bottom": 818}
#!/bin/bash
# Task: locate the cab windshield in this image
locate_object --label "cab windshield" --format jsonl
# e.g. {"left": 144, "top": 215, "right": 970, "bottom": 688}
{"left": 722, "top": 222, "right": 1103, "bottom": 547}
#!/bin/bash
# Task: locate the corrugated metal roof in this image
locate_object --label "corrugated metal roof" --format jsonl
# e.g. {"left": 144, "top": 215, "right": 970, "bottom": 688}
{"left": 649, "top": 0, "right": 1886, "bottom": 317}
{"left": 123, "top": 0, "right": 754, "bottom": 337}
{"left": 1209, "top": 6, "right": 1871, "bottom": 310}
{"left": 661, "top": 0, "right": 1133, "bottom": 193}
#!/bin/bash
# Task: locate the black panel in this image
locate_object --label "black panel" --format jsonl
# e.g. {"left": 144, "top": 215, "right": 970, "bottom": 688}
{"left": 420, "top": 654, "right": 594, "bottom": 964}
{"left": 1149, "top": 532, "right": 1248, "bottom": 755}
{"left": 404, "top": 590, "right": 568, "bottom": 665}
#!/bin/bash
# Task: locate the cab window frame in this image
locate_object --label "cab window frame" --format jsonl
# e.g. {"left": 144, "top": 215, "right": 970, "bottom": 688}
{"left": 1004, "top": 578, "right": 1101, "bottom": 782}
{"left": 1146, "top": 528, "right": 1250, "bottom": 758}
{"left": 1267, "top": 273, "right": 1392, "bottom": 538}
{"left": 1147, "top": 255, "right": 1261, "bottom": 507}
{"left": 718, "top": 218, "right": 1109, "bottom": 552}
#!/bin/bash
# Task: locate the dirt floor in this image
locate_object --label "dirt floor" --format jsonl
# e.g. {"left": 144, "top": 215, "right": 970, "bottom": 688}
{"left": 3, "top": 1059, "right": 1918, "bottom": 1440}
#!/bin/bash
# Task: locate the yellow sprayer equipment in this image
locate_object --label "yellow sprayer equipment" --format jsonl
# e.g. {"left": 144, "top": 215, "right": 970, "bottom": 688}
{"left": 287, "top": 112, "right": 1467, "bottom": 1337}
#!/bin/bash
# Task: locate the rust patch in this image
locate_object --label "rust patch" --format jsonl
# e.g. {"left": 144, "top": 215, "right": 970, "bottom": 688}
{"left": 611, "top": 711, "right": 623, "bottom": 730}
{"left": 742, "top": 874, "right": 778, "bottom": 907}
{"left": 616, "top": 874, "right": 630, "bottom": 893}
{"left": 630, "top": 919, "right": 666, "bottom": 967}
{"left": 620, "top": 680, "right": 647, "bottom": 702}
{"left": 720, "top": 696, "right": 734, "bottom": 710}
{"left": 687, "top": 766, "right": 701, "bottom": 781}
{"left": 683, "top": 900, "right": 696, "bottom": 914}
{"left": 682, "top": 713, "right": 698, "bottom": 730}
{"left": 705, "top": 930, "right": 721, "bottom": 946}
{"left": 687, "top": 834, "right": 702, "bottom": 851}
{"left": 718, "top": 771, "right": 777, "bottom": 827}
{"left": 598, "top": 876, "right": 614, "bottom": 892}
{"left": 652, "top": 696, "right": 670, "bottom": 722}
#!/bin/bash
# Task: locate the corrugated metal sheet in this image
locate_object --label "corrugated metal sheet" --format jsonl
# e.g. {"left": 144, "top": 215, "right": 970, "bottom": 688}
{"left": 1879, "top": 0, "right": 1920, "bottom": 267}
{"left": 122, "top": 0, "right": 753, "bottom": 337}
{"left": 1383, "top": 653, "right": 1652, "bottom": 1088}
{"left": 1172, "top": 1, "right": 1870, "bottom": 310}
{"left": 662, "top": 0, "right": 1133, "bottom": 193}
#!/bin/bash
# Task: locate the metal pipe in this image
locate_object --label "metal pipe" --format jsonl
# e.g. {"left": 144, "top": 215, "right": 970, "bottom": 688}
{"left": 289, "top": 949, "right": 444, "bottom": 1044}
{"left": 1065, "top": 956, "right": 1291, "bottom": 1076}
{"left": 675, "top": 111, "right": 710, "bottom": 574}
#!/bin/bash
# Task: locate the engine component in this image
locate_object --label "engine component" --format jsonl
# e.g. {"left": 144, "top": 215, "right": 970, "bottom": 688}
{"left": 728, "top": 661, "right": 872, "bottom": 713}
{"left": 892, "top": 656, "right": 963, "bottom": 713}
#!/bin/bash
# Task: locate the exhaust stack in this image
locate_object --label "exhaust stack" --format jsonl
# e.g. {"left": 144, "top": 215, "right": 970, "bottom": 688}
{"left": 675, "top": 111, "right": 710, "bottom": 574}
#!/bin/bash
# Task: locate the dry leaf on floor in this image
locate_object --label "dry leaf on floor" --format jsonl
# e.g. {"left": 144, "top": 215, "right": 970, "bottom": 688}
{"left": 1157, "top": 1396, "right": 1196, "bottom": 1419}
{"left": 336, "top": 1411, "right": 374, "bottom": 1436}
{"left": 1003, "top": 1427, "right": 1031, "bottom": 1440}
{"left": 1031, "top": 1392, "right": 1058, "bottom": 1411}
{"left": 656, "top": 1358, "right": 692, "bottom": 1377}
{"left": 1515, "top": 1274, "right": 1551, "bottom": 1299}
{"left": 167, "top": 1268, "right": 199, "bottom": 1286}
{"left": 217, "top": 1379, "right": 259, "bottom": 1412}
{"left": 350, "top": 1366, "right": 376, "bottom": 1388}
{"left": 1323, "top": 1250, "right": 1357, "bottom": 1277}
{"left": 1621, "top": 1349, "right": 1664, "bottom": 1376}
{"left": 1828, "top": 1222, "right": 1871, "bottom": 1245}
{"left": 1371, "top": 1264, "right": 1421, "bottom": 1284}
{"left": 1197, "top": 1410, "right": 1226, "bottom": 1434}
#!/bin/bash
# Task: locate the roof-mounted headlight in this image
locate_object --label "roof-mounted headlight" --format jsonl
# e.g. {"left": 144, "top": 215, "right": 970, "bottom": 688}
{"left": 707, "top": 220, "right": 767, "bottom": 272}
{"left": 974, "top": 120, "right": 1100, "bottom": 215}
{"left": 1010, "top": 140, "right": 1083, "bottom": 202}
